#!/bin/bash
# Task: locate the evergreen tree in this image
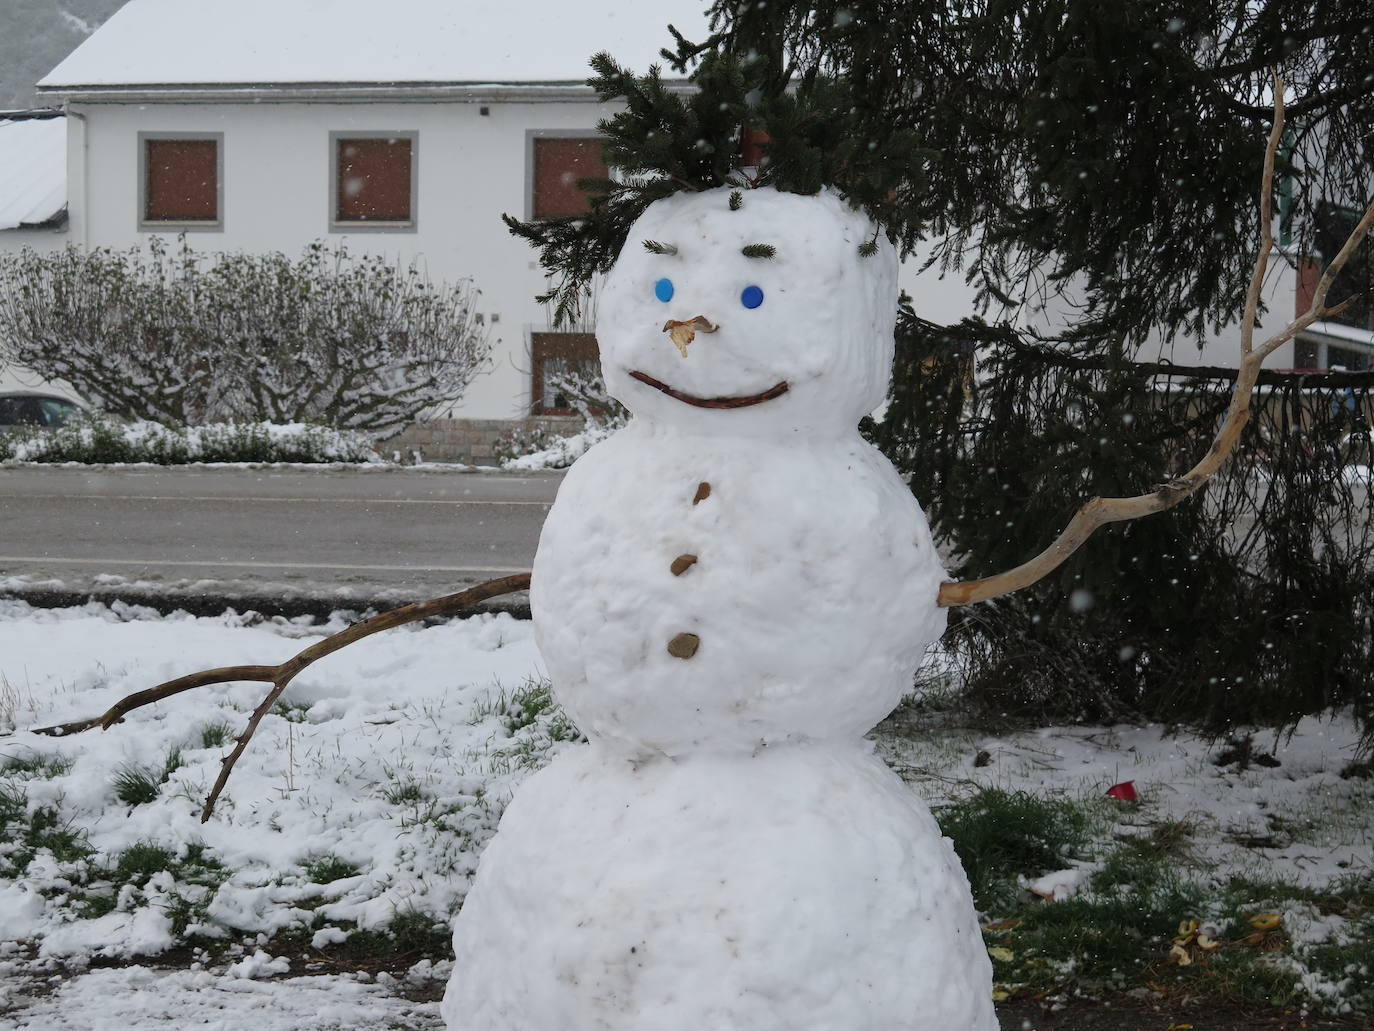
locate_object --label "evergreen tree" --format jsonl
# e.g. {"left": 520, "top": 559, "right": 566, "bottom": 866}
{"left": 662, "top": 0, "right": 1374, "bottom": 346}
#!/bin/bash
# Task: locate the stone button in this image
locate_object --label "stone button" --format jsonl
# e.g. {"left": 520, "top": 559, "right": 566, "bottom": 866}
{"left": 667, "top": 633, "right": 700, "bottom": 659}
{"left": 670, "top": 554, "right": 698, "bottom": 576}
{"left": 692, "top": 482, "right": 711, "bottom": 505}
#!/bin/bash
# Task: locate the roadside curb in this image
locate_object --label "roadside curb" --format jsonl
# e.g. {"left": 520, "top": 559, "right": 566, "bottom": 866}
{"left": 0, "top": 586, "right": 533, "bottom": 622}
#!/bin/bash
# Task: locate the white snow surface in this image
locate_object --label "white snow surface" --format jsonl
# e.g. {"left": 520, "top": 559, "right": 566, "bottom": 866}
{"left": 4, "top": 965, "right": 441, "bottom": 1030}
{"left": 38, "top": 0, "right": 708, "bottom": 89}
{"left": 0, "top": 600, "right": 549, "bottom": 952}
{"left": 0, "top": 602, "right": 1370, "bottom": 1026}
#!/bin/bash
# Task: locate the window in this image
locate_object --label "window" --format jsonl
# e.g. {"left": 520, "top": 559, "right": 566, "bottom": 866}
{"left": 1293, "top": 334, "right": 1373, "bottom": 372}
{"left": 140, "top": 134, "right": 222, "bottom": 227}
{"left": 0, "top": 394, "right": 82, "bottom": 428}
{"left": 332, "top": 133, "right": 417, "bottom": 227}
{"left": 530, "top": 135, "right": 608, "bottom": 219}
{"left": 530, "top": 333, "right": 601, "bottom": 415}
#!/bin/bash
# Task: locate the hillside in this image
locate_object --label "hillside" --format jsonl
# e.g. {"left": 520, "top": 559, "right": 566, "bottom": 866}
{"left": 0, "top": 0, "right": 126, "bottom": 110}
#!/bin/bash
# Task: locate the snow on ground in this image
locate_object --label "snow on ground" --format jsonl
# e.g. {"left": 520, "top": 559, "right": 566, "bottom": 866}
{"left": 1, "top": 963, "right": 444, "bottom": 1031}
{"left": 873, "top": 715, "right": 1372, "bottom": 891}
{"left": 0, "top": 601, "right": 1369, "bottom": 1028}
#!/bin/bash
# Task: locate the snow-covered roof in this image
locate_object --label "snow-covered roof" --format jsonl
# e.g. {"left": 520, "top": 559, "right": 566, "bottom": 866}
{"left": 38, "top": 0, "right": 707, "bottom": 91}
{"left": 1299, "top": 320, "right": 1374, "bottom": 348}
{"left": 0, "top": 115, "right": 67, "bottom": 230}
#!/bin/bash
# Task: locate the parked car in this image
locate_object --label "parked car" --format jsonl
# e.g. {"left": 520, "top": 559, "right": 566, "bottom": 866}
{"left": 0, "top": 391, "right": 85, "bottom": 430}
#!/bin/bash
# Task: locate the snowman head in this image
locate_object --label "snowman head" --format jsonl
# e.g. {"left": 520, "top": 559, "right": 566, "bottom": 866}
{"left": 598, "top": 186, "right": 898, "bottom": 437}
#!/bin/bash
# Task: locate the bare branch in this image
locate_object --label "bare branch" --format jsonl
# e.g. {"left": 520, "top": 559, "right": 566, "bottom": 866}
{"left": 1239, "top": 77, "right": 1284, "bottom": 358}
{"left": 29, "top": 573, "right": 532, "bottom": 820}
{"left": 939, "top": 75, "right": 1373, "bottom": 608}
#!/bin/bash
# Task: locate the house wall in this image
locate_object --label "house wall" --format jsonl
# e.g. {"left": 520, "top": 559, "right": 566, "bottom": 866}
{"left": 1154, "top": 260, "right": 1301, "bottom": 370}
{"left": 66, "top": 96, "right": 618, "bottom": 421}
{"left": 1018, "top": 253, "right": 1303, "bottom": 371}
{"left": 0, "top": 226, "right": 69, "bottom": 255}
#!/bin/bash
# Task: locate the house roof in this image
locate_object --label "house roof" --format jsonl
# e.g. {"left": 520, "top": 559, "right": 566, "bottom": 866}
{"left": 38, "top": 0, "right": 707, "bottom": 92}
{"left": 0, "top": 114, "right": 67, "bottom": 230}
{"left": 1300, "top": 320, "right": 1374, "bottom": 349}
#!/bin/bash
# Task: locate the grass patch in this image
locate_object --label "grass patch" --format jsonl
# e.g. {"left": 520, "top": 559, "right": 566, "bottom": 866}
{"left": 1, "top": 750, "right": 74, "bottom": 780}
{"left": 980, "top": 841, "right": 1374, "bottom": 1014}
{"left": 270, "top": 700, "right": 311, "bottom": 723}
{"left": 989, "top": 847, "right": 1210, "bottom": 990}
{"left": 470, "top": 678, "right": 581, "bottom": 743}
{"left": 199, "top": 720, "right": 235, "bottom": 749}
{"left": 0, "top": 783, "right": 94, "bottom": 877}
{"left": 343, "top": 907, "right": 451, "bottom": 961}
{"left": 383, "top": 777, "right": 428, "bottom": 805}
{"left": 73, "top": 840, "right": 227, "bottom": 934}
{"left": 111, "top": 747, "right": 183, "bottom": 806}
{"left": 304, "top": 853, "right": 362, "bottom": 884}
{"left": 1115, "top": 817, "right": 1199, "bottom": 863}
{"left": 934, "top": 788, "right": 1094, "bottom": 911}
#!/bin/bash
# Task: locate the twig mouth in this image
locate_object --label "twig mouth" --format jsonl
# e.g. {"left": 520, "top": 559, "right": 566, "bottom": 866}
{"left": 628, "top": 370, "right": 790, "bottom": 409}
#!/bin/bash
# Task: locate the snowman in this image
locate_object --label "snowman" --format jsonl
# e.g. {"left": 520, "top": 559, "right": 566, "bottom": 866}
{"left": 442, "top": 185, "right": 996, "bottom": 1030}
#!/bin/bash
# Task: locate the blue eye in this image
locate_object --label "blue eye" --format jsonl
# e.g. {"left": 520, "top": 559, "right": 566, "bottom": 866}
{"left": 741, "top": 285, "right": 764, "bottom": 309}
{"left": 654, "top": 278, "right": 674, "bottom": 302}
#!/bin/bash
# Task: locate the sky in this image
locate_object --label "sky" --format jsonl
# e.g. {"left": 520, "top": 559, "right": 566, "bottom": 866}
{"left": 0, "top": 0, "right": 125, "bottom": 109}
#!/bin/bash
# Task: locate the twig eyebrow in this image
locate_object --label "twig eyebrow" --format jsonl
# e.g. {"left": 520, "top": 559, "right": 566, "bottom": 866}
{"left": 643, "top": 240, "right": 679, "bottom": 256}
{"left": 741, "top": 243, "right": 777, "bottom": 258}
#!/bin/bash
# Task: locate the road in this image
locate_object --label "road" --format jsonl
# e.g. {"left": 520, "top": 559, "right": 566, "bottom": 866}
{"left": 0, "top": 465, "right": 562, "bottom": 610}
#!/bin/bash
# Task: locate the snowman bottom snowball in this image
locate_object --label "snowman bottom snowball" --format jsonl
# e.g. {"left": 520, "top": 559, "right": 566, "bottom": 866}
{"left": 442, "top": 742, "right": 998, "bottom": 1031}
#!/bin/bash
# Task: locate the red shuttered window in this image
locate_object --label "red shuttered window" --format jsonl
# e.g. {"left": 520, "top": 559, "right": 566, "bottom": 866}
{"left": 144, "top": 138, "right": 219, "bottom": 223}
{"left": 335, "top": 136, "right": 414, "bottom": 224}
{"left": 532, "top": 137, "right": 608, "bottom": 219}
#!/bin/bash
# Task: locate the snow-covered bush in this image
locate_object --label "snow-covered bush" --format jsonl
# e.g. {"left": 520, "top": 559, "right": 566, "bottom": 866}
{"left": 0, "top": 239, "right": 489, "bottom": 433}
{"left": 0, "top": 415, "right": 379, "bottom": 464}
{"left": 497, "top": 368, "right": 628, "bottom": 470}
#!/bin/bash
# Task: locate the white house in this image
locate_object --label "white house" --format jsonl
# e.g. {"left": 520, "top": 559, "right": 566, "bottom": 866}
{"left": 11, "top": 0, "right": 726, "bottom": 455}
{"left": 6, "top": 0, "right": 1367, "bottom": 456}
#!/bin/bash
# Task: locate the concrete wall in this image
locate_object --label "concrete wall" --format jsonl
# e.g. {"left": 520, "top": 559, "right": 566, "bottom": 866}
{"left": 384, "top": 415, "right": 581, "bottom": 465}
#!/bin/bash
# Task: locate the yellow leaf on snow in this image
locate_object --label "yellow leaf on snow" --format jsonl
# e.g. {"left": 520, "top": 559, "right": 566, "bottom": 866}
{"left": 991, "top": 988, "right": 1012, "bottom": 1001}
{"left": 1168, "top": 944, "right": 1192, "bottom": 966}
{"left": 1249, "top": 912, "right": 1282, "bottom": 932}
{"left": 987, "top": 947, "right": 1015, "bottom": 963}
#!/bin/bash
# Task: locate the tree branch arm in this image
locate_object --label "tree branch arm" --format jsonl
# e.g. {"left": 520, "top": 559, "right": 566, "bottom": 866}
{"left": 26, "top": 573, "right": 533, "bottom": 820}
{"left": 938, "top": 75, "right": 1372, "bottom": 609}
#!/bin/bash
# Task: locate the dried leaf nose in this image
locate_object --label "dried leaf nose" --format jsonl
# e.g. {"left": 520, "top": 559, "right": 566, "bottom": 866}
{"left": 662, "top": 315, "right": 719, "bottom": 358}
